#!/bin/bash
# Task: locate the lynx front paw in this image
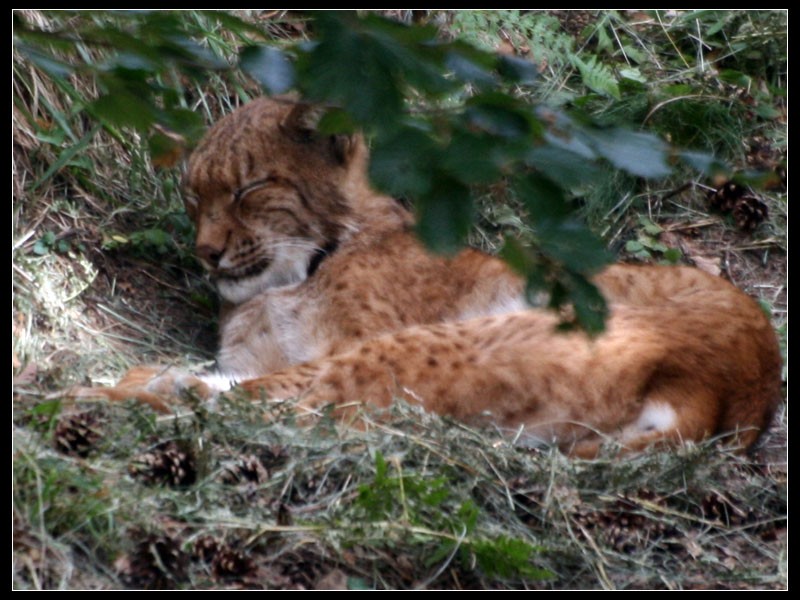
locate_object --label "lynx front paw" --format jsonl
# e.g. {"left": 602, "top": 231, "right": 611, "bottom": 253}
{"left": 68, "top": 366, "right": 219, "bottom": 413}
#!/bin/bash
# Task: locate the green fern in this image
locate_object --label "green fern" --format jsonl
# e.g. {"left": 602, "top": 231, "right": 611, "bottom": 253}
{"left": 571, "top": 54, "right": 620, "bottom": 100}
{"left": 518, "top": 14, "right": 575, "bottom": 70}
{"left": 450, "top": 11, "right": 634, "bottom": 105}
{"left": 451, "top": 11, "right": 575, "bottom": 71}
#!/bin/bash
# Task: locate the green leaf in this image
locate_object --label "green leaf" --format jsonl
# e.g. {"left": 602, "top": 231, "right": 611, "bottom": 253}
{"left": 537, "top": 219, "right": 612, "bottom": 273}
{"left": 152, "top": 28, "right": 226, "bottom": 71}
{"left": 640, "top": 238, "right": 668, "bottom": 253}
{"left": 32, "top": 126, "right": 100, "bottom": 192}
{"left": 465, "top": 93, "right": 536, "bottom": 139}
{"left": 369, "top": 126, "right": 438, "bottom": 197}
{"left": 564, "top": 272, "right": 608, "bottom": 335}
{"left": 620, "top": 44, "right": 647, "bottom": 64}
{"left": 67, "top": 155, "right": 92, "bottom": 172}
{"left": 465, "top": 104, "right": 530, "bottom": 139}
{"left": 538, "top": 108, "right": 597, "bottom": 160}
{"left": 470, "top": 535, "right": 551, "bottom": 580}
{"left": 26, "top": 399, "right": 62, "bottom": 433}
{"left": 298, "top": 16, "right": 402, "bottom": 129}
{"left": 499, "top": 236, "right": 536, "bottom": 277}
{"left": 240, "top": 46, "right": 295, "bottom": 95}
{"left": 143, "top": 228, "right": 171, "bottom": 247}
{"left": 619, "top": 67, "right": 647, "bottom": 83}
{"left": 441, "top": 130, "right": 502, "bottom": 184}
{"left": 81, "top": 24, "right": 161, "bottom": 62}
{"left": 422, "top": 479, "right": 450, "bottom": 506}
{"left": 663, "top": 247, "right": 682, "bottom": 263}
{"left": 347, "top": 577, "right": 371, "bottom": 590}
{"left": 90, "top": 91, "right": 158, "bottom": 131}
{"left": 374, "top": 450, "right": 387, "bottom": 481}
{"left": 298, "top": 12, "right": 451, "bottom": 130}
{"left": 415, "top": 176, "right": 473, "bottom": 254}
{"left": 638, "top": 216, "right": 662, "bottom": 236}
{"left": 525, "top": 144, "right": 601, "bottom": 187}
{"left": 596, "top": 22, "right": 614, "bottom": 53}
{"left": 33, "top": 231, "right": 56, "bottom": 255}
{"left": 32, "top": 240, "right": 50, "bottom": 255}
{"left": 29, "top": 399, "right": 62, "bottom": 418}
{"left": 457, "top": 500, "right": 479, "bottom": 533}
{"left": 445, "top": 50, "right": 497, "bottom": 86}
{"left": 754, "top": 103, "right": 781, "bottom": 120}
{"left": 317, "top": 108, "right": 358, "bottom": 135}
{"left": 678, "top": 150, "right": 726, "bottom": 175}
{"left": 582, "top": 127, "right": 671, "bottom": 179}
{"left": 625, "top": 240, "right": 645, "bottom": 253}
{"left": 663, "top": 84, "right": 695, "bottom": 97}
{"left": 15, "top": 42, "right": 74, "bottom": 78}
{"left": 514, "top": 173, "right": 570, "bottom": 221}
{"left": 35, "top": 129, "right": 66, "bottom": 146}
{"left": 106, "top": 51, "right": 159, "bottom": 74}
{"left": 497, "top": 55, "right": 539, "bottom": 84}
{"left": 719, "top": 69, "right": 752, "bottom": 88}
{"left": 161, "top": 107, "right": 206, "bottom": 144}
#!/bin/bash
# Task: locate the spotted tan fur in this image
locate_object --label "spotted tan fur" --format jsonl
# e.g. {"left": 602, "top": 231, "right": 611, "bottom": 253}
{"left": 74, "top": 97, "right": 782, "bottom": 456}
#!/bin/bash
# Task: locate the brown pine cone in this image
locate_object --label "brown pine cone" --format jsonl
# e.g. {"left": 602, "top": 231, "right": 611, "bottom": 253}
{"left": 733, "top": 196, "right": 769, "bottom": 231}
{"left": 54, "top": 411, "right": 103, "bottom": 457}
{"left": 129, "top": 440, "right": 197, "bottom": 487}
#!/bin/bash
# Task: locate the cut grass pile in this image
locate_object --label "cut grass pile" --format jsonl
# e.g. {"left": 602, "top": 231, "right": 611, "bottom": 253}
{"left": 12, "top": 398, "right": 788, "bottom": 590}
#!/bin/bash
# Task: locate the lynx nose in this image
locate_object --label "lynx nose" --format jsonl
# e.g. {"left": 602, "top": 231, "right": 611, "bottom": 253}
{"left": 195, "top": 244, "right": 223, "bottom": 269}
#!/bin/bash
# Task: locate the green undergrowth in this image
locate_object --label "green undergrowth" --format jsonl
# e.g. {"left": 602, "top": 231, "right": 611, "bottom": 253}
{"left": 12, "top": 398, "right": 787, "bottom": 590}
{"left": 451, "top": 10, "right": 786, "bottom": 241}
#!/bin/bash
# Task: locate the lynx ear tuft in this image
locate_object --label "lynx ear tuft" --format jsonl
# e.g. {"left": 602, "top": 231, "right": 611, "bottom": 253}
{"left": 281, "top": 102, "right": 358, "bottom": 165}
{"left": 281, "top": 102, "right": 327, "bottom": 141}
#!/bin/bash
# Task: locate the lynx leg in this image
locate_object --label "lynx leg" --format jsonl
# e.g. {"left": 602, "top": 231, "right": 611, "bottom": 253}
{"left": 67, "top": 366, "right": 217, "bottom": 413}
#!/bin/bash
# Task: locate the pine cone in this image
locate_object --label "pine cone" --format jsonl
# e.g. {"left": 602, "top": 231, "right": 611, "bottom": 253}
{"left": 220, "top": 454, "right": 268, "bottom": 485}
{"left": 279, "top": 547, "right": 325, "bottom": 590}
{"left": 550, "top": 10, "right": 594, "bottom": 37}
{"left": 54, "top": 411, "right": 103, "bottom": 457}
{"left": 129, "top": 440, "right": 197, "bottom": 487}
{"left": 745, "top": 136, "right": 776, "bottom": 171}
{"left": 733, "top": 196, "right": 769, "bottom": 231}
{"left": 700, "top": 491, "right": 753, "bottom": 528}
{"left": 706, "top": 181, "right": 745, "bottom": 213}
{"left": 192, "top": 536, "right": 222, "bottom": 564}
{"left": 119, "top": 532, "right": 189, "bottom": 590}
{"left": 572, "top": 490, "right": 674, "bottom": 554}
{"left": 212, "top": 546, "right": 256, "bottom": 580}
{"left": 260, "top": 444, "right": 289, "bottom": 472}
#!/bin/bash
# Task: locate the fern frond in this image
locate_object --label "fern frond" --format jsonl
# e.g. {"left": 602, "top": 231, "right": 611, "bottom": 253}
{"left": 571, "top": 55, "right": 621, "bottom": 100}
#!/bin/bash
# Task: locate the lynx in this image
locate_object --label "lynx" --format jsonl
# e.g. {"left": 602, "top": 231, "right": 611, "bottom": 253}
{"left": 76, "top": 97, "right": 782, "bottom": 457}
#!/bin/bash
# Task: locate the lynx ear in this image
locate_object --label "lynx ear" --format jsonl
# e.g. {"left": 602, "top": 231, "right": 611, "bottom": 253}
{"left": 281, "top": 102, "right": 326, "bottom": 140}
{"left": 281, "top": 102, "right": 358, "bottom": 165}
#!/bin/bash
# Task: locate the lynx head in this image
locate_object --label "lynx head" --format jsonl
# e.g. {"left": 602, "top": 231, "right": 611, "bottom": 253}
{"left": 183, "top": 98, "right": 370, "bottom": 304}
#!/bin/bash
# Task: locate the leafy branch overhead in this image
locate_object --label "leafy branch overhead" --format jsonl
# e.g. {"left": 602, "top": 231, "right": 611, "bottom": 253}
{"left": 14, "top": 10, "right": 725, "bottom": 332}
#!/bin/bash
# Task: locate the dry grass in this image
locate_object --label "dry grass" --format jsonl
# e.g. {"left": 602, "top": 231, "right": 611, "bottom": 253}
{"left": 13, "top": 10, "right": 786, "bottom": 590}
{"left": 12, "top": 398, "right": 787, "bottom": 590}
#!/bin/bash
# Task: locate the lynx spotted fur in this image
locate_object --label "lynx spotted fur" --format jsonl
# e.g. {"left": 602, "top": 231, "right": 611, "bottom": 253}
{"left": 77, "top": 97, "right": 782, "bottom": 457}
